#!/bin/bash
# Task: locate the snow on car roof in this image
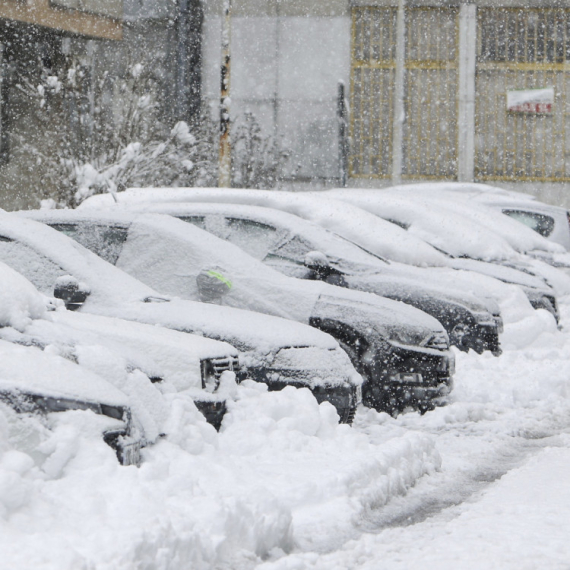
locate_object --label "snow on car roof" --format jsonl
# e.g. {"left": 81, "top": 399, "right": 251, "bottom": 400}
{"left": 0, "top": 261, "right": 49, "bottom": 330}
{"left": 79, "top": 187, "right": 450, "bottom": 267}
{"left": 378, "top": 182, "right": 535, "bottom": 200}
{"left": 324, "top": 188, "right": 561, "bottom": 260}
{"left": 377, "top": 186, "right": 565, "bottom": 254}
{"left": 113, "top": 201, "right": 390, "bottom": 271}
{"left": 0, "top": 339, "right": 128, "bottom": 406}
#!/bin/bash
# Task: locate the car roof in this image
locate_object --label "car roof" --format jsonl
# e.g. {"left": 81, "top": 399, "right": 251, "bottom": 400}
{"left": 324, "top": 188, "right": 564, "bottom": 259}
{"left": 101, "top": 201, "right": 391, "bottom": 268}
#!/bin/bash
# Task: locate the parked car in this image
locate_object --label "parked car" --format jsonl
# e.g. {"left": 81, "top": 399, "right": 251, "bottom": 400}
{"left": 0, "top": 213, "right": 362, "bottom": 422}
{"left": 324, "top": 188, "right": 563, "bottom": 323}
{"left": 79, "top": 187, "right": 543, "bottom": 329}
{"left": 378, "top": 182, "right": 570, "bottom": 250}
{"left": 20, "top": 209, "right": 455, "bottom": 414}
{"left": 107, "top": 201, "right": 504, "bottom": 355}
{"left": 79, "top": 187, "right": 450, "bottom": 268}
{"left": 0, "top": 338, "right": 142, "bottom": 466}
{"left": 0, "top": 258, "right": 245, "bottom": 432}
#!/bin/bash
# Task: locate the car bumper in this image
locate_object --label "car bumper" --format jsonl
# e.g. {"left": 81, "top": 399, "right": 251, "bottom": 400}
{"left": 468, "top": 323, "right": 502, "bottom": 355}
{"left": 362, "top": 345, "right": 454, "bottom": 413}
{"left": 247, "top": 366, "right": 360, "bottom": 424}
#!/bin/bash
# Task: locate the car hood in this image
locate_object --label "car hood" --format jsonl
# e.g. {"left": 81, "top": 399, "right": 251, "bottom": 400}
{"left": 85, "top": 296, "right": 341, "bottom": 355}
{"left": 449, "top": 258, "right": 551, "bottom": 291}
{"left": 313, "top": 285, "right": 448, "bottom": 349}
{"left": 348, "top": 271, "right": 500, "bottom": 315}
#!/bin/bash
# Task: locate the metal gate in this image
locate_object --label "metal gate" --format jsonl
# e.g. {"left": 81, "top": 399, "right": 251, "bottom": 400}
{"left": 403, "top": 8, "right": 458, "bottom": 179}
{"left": 475, "top": 9, "right": 570, "bottom": 181}
{"left": 350, "top": 7, "right": 459, "bottom": 180}
{"left": 350, "top": 7, "right": 397, "bottom": 178}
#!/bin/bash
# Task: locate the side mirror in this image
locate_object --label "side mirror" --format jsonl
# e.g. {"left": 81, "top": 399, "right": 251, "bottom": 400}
{"left": 196, "top": 268, "right": 232, "bottom": 304}
{"left": 304, "top": 251, "right": 330, "bottom": 270}
{"left": 54, "top": 276, "right": 90, "bottom": 311}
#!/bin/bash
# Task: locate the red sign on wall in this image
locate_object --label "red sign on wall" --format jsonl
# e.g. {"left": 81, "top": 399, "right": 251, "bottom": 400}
{"left": 507, "top": 88, "right": 554, "bottom": 114}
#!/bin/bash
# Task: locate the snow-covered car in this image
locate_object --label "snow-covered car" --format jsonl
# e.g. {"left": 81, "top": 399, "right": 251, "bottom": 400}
{"left": 79, "top": 188, "right": 529, "bottom": 320}
{"left": 0, "top": 213, "right": 362, "bottom": 422}
{"left": 482, "top": 197, "right": 570, "bottom": 250}
{"left": 0, "top": 256, "right": 245, "bottom": 428}
{"left": 108, "top": 201, "right": 504, "bottom": 355}
{"left": 0, "top": 339, "right": 141, "bottom": 466}
{"left": 79, "top": 187, "right": 451, "bottom": 268}
{"left": 324, "top": 188, "right": 563, "bottom": 322}
{"left": 0, "top": 258, "right": 242, "bottom": 431}
{"left": 379, "top": 182, "right": 570, "bottom": 250}
{"left": 20, "top": 209, "right": 454, "bottom": 414}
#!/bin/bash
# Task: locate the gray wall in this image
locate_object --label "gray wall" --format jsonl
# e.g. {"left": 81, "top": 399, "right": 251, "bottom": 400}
{"left": 203, "top": 1, "right": 351, "bottom": 182}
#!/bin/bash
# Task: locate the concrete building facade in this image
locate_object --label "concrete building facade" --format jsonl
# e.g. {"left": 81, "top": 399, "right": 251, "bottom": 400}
{"left": 203, "top": 0, "right": 570, "bottom": 205}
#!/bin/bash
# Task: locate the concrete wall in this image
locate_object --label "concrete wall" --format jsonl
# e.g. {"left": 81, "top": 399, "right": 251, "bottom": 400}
{"left": 203, "top": 1, "right": 351, "bottom": 182}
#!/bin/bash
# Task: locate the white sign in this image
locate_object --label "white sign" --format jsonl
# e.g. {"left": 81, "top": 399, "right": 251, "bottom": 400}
{"left": 507, "top": 88, "right": 554, "bottom": 114}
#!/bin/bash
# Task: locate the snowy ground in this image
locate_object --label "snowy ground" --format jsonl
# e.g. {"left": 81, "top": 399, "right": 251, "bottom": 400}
{"left": 2, "top": 294, "right": 570, "bottom": 569}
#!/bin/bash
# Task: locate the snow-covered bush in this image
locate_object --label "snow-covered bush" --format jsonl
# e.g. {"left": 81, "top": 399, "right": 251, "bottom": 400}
{"left": 18, "top": 54, "right": 290, "bottom": 207}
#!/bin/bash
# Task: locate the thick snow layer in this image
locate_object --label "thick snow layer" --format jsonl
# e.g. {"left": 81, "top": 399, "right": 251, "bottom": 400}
{"left": 3, "top": 285, "right": 570, "bottom": 567}
{"left": 326, "top": 187, "right": 564, "bottom": 258}
{"left": 0, "top": 380, "right": 438, "bottom": 569}
{"left": 78, "top": 187, "right": 451, "bottom": 267}
{"left": 385, "top": 185, "right": 564, "bottom": 252}
{"left": 44, "top": 310, "right": 237, "bottom": 391}
{"left": 325, "top": 189, "right": 520, "bottom": 260}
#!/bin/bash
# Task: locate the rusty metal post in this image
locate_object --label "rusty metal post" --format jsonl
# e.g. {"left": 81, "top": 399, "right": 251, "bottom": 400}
{"left": 218, "top": 0, "right": 232, "bottom": 187}
{"left": 337, "top": 81, "right": 349, "bottom": 187}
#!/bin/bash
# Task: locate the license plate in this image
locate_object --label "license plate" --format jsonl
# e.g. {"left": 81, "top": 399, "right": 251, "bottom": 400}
{"left": 391, "top": 373, "right": 423, "bottom": 384}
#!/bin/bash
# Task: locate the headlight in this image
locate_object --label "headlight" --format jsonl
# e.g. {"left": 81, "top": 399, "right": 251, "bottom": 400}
{"left": 386, "top": 328, "right": 423, "bottom": 347}
{"left": 472, "top": 311, "right": 499, "bottom": 326}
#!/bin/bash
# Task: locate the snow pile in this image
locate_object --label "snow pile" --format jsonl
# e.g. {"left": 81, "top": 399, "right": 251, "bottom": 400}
{"left": 0, "top": 379, "right": 440, "bottom": 569}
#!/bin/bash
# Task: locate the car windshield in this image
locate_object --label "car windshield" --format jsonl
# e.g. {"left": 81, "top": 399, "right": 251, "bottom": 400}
{"left": 269, "top": 230, "right": 389, "bottom": 274}
{"left": 50, "top": 223, "right": 129, "bottom": 265}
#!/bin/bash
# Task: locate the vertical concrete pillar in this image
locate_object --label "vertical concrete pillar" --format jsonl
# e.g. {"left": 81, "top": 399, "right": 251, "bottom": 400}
{"left": 458, "top": 3, "right": 477, "bottom": 182}
{"left": 391, "top": 0, "right": 405, "bottom": 185}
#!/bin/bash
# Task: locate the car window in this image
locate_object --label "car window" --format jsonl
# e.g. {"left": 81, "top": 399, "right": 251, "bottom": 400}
{"left": 269, "top": 235, "right": 313, "bottom": 263}
{"left": 50, "top": 223, "right": 129, "bottom": 265}
{"left": 502, "top": 210, "right": 556, "bottom": 238}
{"left": 0, "top": 237, "right": 67, "bottom": 293}
{"left": 178, "top": 216, "right": 207, "bottom": 230}
{"left": 224, "top": 218, "right": 280, "bottom": 260}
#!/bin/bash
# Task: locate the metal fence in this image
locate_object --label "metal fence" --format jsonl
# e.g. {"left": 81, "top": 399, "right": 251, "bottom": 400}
{"left": 475, "top": 8, "right": 570, "bottom": 182}
{"left": 350, "top": 7, "right": 459, "bottom": 180}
